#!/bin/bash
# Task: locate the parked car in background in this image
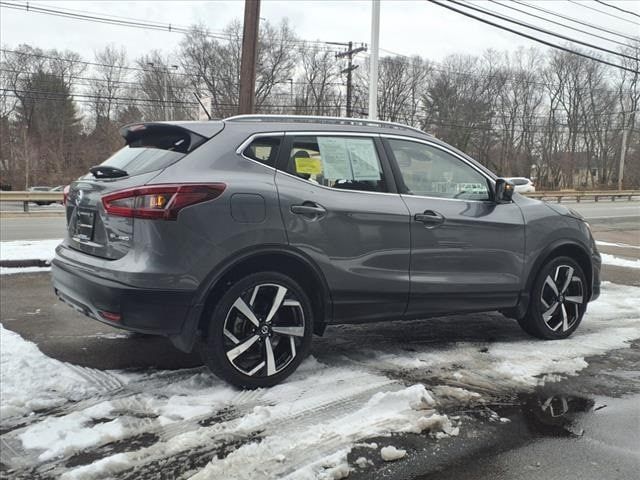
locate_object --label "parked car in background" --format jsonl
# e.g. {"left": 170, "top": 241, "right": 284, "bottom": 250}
{"left": 52, "top": 116, "right": 600, "bottom": 389}
{"left": 27, "top": 186, "right": 55, "bottom": 205}
{"left": 50, "top": 185, "right": 65, "bottom": 204}
{"left": 506, "top": 177, "right": 536, "bottom": 193}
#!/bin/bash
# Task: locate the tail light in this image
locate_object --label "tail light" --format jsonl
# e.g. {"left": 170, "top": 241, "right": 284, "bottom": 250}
{"left": 102, "top": 183, "right": 226, "bottom": 220}
{"left": 62, "top": 185, "right": 70, "bottom": 206}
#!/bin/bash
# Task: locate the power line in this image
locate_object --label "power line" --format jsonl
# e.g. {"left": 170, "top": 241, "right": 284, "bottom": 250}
{"left": 568, "top": 0, "right": 640, "bottom": 26}
{"left": 512, "top": 0, "right": 638, "bottom": 42}
{"left": 428, "top": 0, "right": 638, "bottom": 74}
{"left": 0, "top": 0, "right": 351, "bottom": 50}
{"left": 452, "top": 0, "right": 637, "bottom": 62}
{"left": 595, "top": 0, "right": 640, "bottom": 19}
{"left": 487, "top": 0, "right": 630, "bottom": 48}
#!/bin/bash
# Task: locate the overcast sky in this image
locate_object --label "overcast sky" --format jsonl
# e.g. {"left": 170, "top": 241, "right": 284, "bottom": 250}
{"left": 1, "top": 0, "right": 639, "bottom": 64}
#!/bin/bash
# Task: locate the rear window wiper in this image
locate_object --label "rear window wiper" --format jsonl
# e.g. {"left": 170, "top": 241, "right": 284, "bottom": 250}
{"left": 90, "top": 165, "right": 128, "bottom": 179}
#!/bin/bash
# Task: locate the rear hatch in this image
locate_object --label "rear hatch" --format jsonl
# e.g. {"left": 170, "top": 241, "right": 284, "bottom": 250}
{"left": 65, "top": 122, "right": 222, "bottom": 260}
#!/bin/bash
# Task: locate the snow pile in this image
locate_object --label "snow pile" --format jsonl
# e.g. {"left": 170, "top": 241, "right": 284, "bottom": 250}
{"left": 0, "top": 239, "right": 61, "bottom": 262}
{"left": 0, "top": 324, "right": 102, "bottom": 419}
{"left": 600, "top": 253, "right": 640, "bottom": 269}
{"left": 414, "top": 413, "right": 460, "bottom": 438}
{"left": 380, "top": 446, "right": 406, "bottom": 461}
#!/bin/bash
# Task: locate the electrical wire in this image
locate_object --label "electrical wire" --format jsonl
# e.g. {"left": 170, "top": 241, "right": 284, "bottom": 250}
{"left": 568, "top": 0, "right": 640, "bottom": 26}
{"left": 487, "top": 0, "right": 630, "bottom": 48}
{"left": 0, "top": 1, "right": 354, "bottom": 49}
{"left": 512, "top": 0, "right": 638, "bottom": 42}
{"left": 595, "top": 0, "right": 640, "bottom": 19}
{"left": 428, "top": 0, "right": 638, "bottom": 74}
{"left": 452, "top": 0, "right": 637, "bottom": 62}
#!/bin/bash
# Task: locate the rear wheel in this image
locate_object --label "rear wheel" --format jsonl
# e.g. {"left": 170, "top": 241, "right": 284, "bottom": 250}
{"left": 201, "top": 271, "right": 313, "bottom": 389}
{"left": 518, "top": 256, "right": 587, "bottom": 340}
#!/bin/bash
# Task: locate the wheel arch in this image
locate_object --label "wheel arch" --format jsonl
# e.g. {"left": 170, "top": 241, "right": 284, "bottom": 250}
{"left": 194, "top": 246, "right": 332, "bottom": 342}
{"left": 527, "top": 240, "right": 593, "bottom": 295}
{"left": 507, "top": 239, "right": 593, "bottom": 320}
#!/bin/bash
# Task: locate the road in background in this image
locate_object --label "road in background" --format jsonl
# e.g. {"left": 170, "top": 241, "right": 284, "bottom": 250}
{"left": 1, "top": 199, "right": 638, "bottom": 241}
{"left": 0, "top": 215, "right": 66, "bottom": 241}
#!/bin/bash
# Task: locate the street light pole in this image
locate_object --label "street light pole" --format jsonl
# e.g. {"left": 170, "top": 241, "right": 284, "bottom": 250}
{"left": 148, "top": 63, "right": 178, "bottom": 121}
{"left": 618, "top": 109, "right": 637, "bottom": 191}
{"left": 368, "top": 0, "right": 380, "bottom": 120}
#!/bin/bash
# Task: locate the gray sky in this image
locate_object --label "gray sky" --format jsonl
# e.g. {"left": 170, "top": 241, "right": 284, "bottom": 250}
{"left": 1, "top": 0, "right": 639, "bottom": 64}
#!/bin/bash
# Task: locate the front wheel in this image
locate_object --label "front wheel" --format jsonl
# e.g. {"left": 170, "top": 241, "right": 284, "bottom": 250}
{"left": 201, "top": 271, "right": 313, "bottom": 389}
{"left": 518, "top": 256, "right": 588, "bottom": 340}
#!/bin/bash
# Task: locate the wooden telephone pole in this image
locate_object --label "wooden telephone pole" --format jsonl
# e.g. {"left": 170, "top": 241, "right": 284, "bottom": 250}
{"left": 238, "top": 0, "right": 261, "bottom": 114}
{"left": 335, "top": 42, "right": 367, "bottom": 117}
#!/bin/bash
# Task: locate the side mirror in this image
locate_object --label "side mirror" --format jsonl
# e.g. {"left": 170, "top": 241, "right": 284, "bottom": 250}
{"left": 494, "top": 178, "right": 515, "bottom": 204}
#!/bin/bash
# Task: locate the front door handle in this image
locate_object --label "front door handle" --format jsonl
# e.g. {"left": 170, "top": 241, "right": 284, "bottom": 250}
{"left": 414, "top": 210, "right": 445, "bottom": 227}
{"left": 291, "top": 202, "right": 327, "bottom": 218}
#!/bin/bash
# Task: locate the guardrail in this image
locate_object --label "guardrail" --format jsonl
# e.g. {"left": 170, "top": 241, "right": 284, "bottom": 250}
{"left": 0, "top": 191, "right": 63, "bottom": 212}
{"left": 524, "top": 190, "right": 640, "bottom": 203}
{"left": 0, "top": 190, "right": 638, "bottom": 212}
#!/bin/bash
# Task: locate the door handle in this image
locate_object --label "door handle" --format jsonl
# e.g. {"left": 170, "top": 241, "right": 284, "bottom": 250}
{"left": 291, "top": 202, "right": 327, "bottom": 217}
{"left": 414, "top": 210, "right": 445, "bottom": 227}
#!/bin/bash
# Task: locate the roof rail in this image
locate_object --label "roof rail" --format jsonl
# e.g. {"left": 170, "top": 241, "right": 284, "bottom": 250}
{"left": 224, "top": 114, "right": 431, "bottom": 136}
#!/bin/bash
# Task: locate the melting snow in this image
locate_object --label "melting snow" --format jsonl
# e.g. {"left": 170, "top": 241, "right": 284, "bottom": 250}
{"left": 380, "top": 445, "right": 406, "bottom": 461}
{"left": 600, "top": 253, "right": 640, "bottom": 269}
{"left": 1, "top": 282, "right": 639, "bottom": 479}
{"left": 0, "top": 239, "right": 61, "bottom": 262}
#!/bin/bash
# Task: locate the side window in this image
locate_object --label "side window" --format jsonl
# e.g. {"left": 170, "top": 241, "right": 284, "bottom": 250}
{"left": 242, "top": 136, "right": 282, "bottom": 168}
{"left": 387, "top": 139, "right": 490, "bottom": 201}
{"left": 285, "top": 136, "right": 387, "bottom": 193}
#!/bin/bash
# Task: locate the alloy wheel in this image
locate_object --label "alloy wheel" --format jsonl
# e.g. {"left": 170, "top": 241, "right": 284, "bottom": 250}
{"left": 540, "top": 264, "right": 584, "bottom": 333}
{"left": 222, "top": 283, "right": 305, "bottom": 377}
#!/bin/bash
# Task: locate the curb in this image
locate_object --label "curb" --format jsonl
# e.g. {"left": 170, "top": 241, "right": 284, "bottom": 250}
{"left": 0, "top": 259, "right": 51, "bottom": 268}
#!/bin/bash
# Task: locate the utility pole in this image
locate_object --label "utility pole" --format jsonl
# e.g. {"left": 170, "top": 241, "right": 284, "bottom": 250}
{"left": 368, "top": 0, "right": 380, "bottom": 120}
{"left": 335, "top": 42, "right": 367, "bottom": 117}
{"left": 239, "top": 0, "right": 261, "bottom": 114}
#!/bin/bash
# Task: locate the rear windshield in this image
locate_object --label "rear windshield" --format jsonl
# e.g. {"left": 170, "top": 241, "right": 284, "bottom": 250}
{"left": 510, "top": 178, "right": 529, "bottom": 185}
{"left": 95, "top": 126, "right": 205, "bottom": 177}
{"left": 100, "top": 147, "right": 185, "bottom": 177}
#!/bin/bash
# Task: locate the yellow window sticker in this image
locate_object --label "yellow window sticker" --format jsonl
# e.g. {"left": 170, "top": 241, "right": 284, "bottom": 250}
{"left": 295, "top": 157, "right": 323, "bottom": 175}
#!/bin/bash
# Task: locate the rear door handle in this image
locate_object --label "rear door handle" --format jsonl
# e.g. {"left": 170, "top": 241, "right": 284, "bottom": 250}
{"left": 414, "top": 210, "right": 445, "bottom": 227}
{"left": 291, "top": 202, "right": 327, "bottom": 217}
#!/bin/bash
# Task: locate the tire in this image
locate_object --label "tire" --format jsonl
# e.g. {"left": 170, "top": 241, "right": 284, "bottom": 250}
{"left": 518, "top": 256, "right": 588, "bottom": 340}
{"left": 201, "top": 271, "right": 313, "bottom": 389}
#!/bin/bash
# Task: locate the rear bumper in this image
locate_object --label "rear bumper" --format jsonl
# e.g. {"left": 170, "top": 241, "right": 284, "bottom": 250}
{"left": 51, "top": 257, "right": 197, "bottom": 339}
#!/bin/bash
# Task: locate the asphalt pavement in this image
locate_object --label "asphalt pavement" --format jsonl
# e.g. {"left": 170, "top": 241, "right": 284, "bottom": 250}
{"left": 1, "top": 199, "right": 638, "bottom": 241}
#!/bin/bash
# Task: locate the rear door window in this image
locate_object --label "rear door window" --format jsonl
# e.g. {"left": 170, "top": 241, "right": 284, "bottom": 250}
{"left": 284, "top": 135, "right": 388, "bottom": 193}
{"left": 242, "top": 136, "right": 282, "bottom": 168}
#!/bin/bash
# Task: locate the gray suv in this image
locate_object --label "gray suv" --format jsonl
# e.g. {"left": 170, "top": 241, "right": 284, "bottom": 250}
{"left": 52, "top": 115, "right": 601, "bottom": 388}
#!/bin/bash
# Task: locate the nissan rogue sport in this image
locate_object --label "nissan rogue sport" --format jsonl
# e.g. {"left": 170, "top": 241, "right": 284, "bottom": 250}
{"left": 52, "top": 115, "right": 601, "bottom": 388}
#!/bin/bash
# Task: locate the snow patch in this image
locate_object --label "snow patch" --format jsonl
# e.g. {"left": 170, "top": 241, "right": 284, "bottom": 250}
{"left": 0, "top": 266, "right": 51, "bottom": 275}
{"left": 600, "top": 253, "right": 640, "bottom": 269}
{"left": 0, "top": 324, "right": 101, "bottom": 419}
{"left": 0, "top": 239, "right": 61, "bottom": 261}
{"left": 596, "top": 240, "right": 640, "bottom": 250}
{"left": 380, "top": 445, "right": 406, "bottom": 461}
